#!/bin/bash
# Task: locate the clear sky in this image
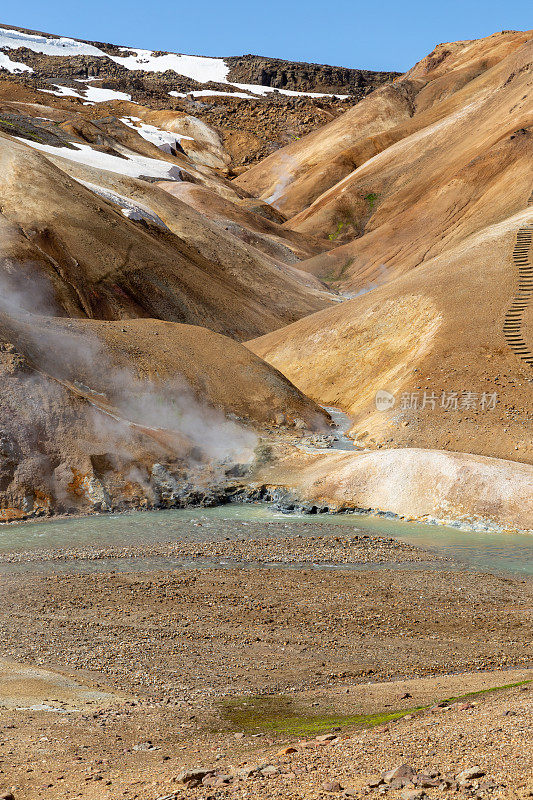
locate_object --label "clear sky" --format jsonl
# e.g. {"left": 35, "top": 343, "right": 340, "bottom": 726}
{"left": 0, "top": 0, "right": 530, "bottom": 72}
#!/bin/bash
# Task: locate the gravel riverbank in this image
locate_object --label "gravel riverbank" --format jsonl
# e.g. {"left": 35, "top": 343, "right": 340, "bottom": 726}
{"left": 0, "top": 518, "right": 450, "bottom": 566}
{"left": 0, "top": 519, "right": 529, "bottom": 800}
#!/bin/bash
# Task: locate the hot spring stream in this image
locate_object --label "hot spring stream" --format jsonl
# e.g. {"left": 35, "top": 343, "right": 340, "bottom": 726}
{"left": 0, "top": 503, "right": 531, "bottom": 576}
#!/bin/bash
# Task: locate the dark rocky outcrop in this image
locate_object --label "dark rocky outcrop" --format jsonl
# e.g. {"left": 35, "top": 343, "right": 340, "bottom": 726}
{"left": 226, "top": 54, "right": 399, "bottom": 96}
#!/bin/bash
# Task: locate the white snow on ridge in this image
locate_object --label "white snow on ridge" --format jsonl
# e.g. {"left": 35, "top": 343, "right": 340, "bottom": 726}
{"left": 0, "top": 27, "right": 107, "bottom": 57}
{"left": 230, "top": 81, "right": 349, "bottom": 98}
{"left": 0, "top": 27, "right": 229, "bottom": 83}
{"left": 0, "top": 26, "right": 350, "bottom": 97}
{"left": 15, "top": 137, "right": 183, "bottom": 181}
{"left": 110, "top": 48, "right": 230, "bottom": 83}
{"left": 173, "top": 85, "right": 350, "bottom": 100}
{"left": 41, "top": 83, "right": 83, "bottom": 98}
{"left": 0, "top": 50, "right": 33, "bottom": 73}
{"left": 180, "top": 89, "right": 257, "bottom": 99}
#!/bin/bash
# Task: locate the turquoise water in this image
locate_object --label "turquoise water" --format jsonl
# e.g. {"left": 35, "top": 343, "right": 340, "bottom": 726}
{"left": 0, "top": 503, "right": 532, "bottom": 576}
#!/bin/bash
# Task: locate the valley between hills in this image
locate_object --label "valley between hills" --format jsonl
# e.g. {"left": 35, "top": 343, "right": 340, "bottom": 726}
{"left": 0, "top": 21, "right": 531, "bottom": 800}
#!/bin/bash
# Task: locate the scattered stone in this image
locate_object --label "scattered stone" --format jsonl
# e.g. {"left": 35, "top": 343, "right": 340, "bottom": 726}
{"left": 456, "top": 767, "right": 486, "bottom": 782}
{"left": 416, "top": 776, "right": 440, "bottom": 788}
{"left": 205, "top": 774, "right": 233, "bottom": 787}
{"left": 133, "top": 741, "right": 157, "bottom": 751}
{"left": 176, "top": 767, "right": 211, "bottom": 785}
{"left": 276, "top": 745, "right": 298, "bottom": 756}
{"left": 316, "top": 733, "right": 337, "bottom": 742}
{"left": 390, "top": 778, "right": 406, "bottom": 790}
{"left": 260, "top": 765, "right": 280, "bottom": 777}
{"left": 383, "top": 764, "right": 416, "bottom": 783}
{"left": 401, "top": 791, "right": 426, "bottom": 800}
{"left": 237, "top": 767, "right": 257, "bottom": 779}
{"left": 322, "top": 780, "right": 343, "bottom": 792}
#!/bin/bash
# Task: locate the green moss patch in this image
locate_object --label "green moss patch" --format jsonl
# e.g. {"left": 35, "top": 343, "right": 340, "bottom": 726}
{"left": 218, "top": 678, "right": 532, "bottom": 737}
{"left": 364, "top": 192, "right": 378, "bottom": 211}
{"left": 441, "top": 678, "right": 532, "bottom": 704}
{"left": 218, "top": 695, "right": 422, "bottom": 736}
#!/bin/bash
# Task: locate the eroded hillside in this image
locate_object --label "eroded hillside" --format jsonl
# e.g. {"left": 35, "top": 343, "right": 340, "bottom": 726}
{"left": 247, "top": 31, "right": 533, "bottom": 476}
{"left": 0, "top": 24, "right": 531, "bottom": 525}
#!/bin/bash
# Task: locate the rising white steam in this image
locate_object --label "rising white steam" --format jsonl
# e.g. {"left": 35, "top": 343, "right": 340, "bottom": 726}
{"left": 0, "top": 262, "right": 257, "bottom": 466}
{"left": 264, "top": 153, "right": 298, "bottom": 207}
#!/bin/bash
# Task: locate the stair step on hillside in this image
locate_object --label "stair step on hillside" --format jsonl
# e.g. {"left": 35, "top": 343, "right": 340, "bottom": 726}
{"left": 504, "top": 217, "right": 533, "bottom": 367}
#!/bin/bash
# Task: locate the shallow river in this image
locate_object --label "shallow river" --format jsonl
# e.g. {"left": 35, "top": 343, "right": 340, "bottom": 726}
{"left": 0, "top": 503, "right": 532, "bottom": 576}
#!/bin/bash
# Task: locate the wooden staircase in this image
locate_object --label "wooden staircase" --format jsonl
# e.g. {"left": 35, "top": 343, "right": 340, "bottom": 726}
{"left": 503, "top": 193, "right": 533, "bottom": 367}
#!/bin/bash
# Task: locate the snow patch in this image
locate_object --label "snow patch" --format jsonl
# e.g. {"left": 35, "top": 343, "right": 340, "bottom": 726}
{"left": 178, "top": 89, "right": 257, "bottom": 99}
{"left": 40, "top": 81, "right": 131, "bottom": 103}
{"left": 82, "top": 84, "right": 132, "bottom": 103}
{"left": 77, "top": 179, "right": 169, "bottom": 228}
{"left": 0, "top": 27, "right": 228, "bottom": 83}
{"left": 40, "top": 83, "right": 83, "bottom": 98}
{"left": 0, "top": 27, "right": 107, "bottom": 57}
{"left": 119, "top": 117, "right": 193, "bottom": 152}
{"left": 111, "top": 47, "right": 229, "bottom": 83}
{"left": 15, "top": 138, "right": 183, "bottom": 181}
{"left": 0, "top": 50, "right": 33, "bottom": 73}
{"left": 172, "top": 85, "right": 350, "bottom": 100}
{"left": 230, "top": 82, "right": 350, "bottom": 98}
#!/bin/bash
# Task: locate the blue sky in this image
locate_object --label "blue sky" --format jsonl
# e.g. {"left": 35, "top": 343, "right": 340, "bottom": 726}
{"left": 1, "top": 0, "right": 530, "bottom": 71}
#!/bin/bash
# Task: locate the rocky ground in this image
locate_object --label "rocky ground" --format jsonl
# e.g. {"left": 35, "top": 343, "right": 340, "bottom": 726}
{"left": 0, "top": 23, "right": 399, "bottom": 168}
{"left": 0, "top": 522, "right": 529, "bottom": 799}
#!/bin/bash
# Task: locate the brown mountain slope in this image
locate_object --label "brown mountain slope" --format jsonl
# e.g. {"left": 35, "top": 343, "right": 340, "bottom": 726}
{"left": 154, "top": 181, "right": 330, "bottom": 264}
{"left": 234, "top": 30, "right": 531, "bottom": 221}
{"left": 0, "top": 314, "right": 328, "bottom": 519}
{"left": 234, "top": 81, "right": 413, "bottom": 217}
{"left": 0, "top": 135, "right": 333, "bottom": 340}
{"left": 0, "top": 82, "right": 340, "bottom": 265}
{"left": 248, "top": 207, "right": 533, "bottom": 465}
{"left": 283, "top": 37, "right": 532, "bottom": 287}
